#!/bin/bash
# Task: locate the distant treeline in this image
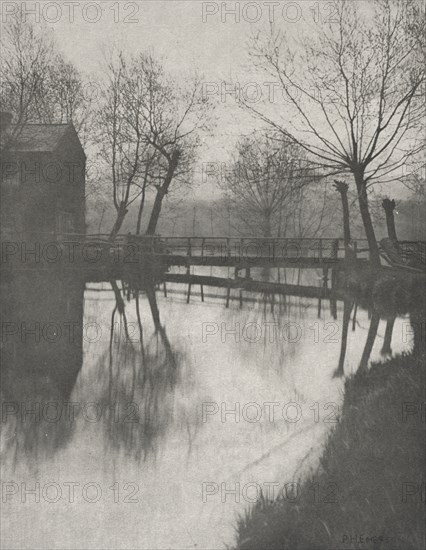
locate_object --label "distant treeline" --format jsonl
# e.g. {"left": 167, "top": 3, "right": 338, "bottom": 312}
{"left": 87, "top": 195, "right": 426, "bottom": 242}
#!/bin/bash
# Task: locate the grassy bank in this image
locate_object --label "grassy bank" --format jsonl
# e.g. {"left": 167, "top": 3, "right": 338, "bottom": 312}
{"left": 235, "top": 351, "right": 425, "bottom": 550}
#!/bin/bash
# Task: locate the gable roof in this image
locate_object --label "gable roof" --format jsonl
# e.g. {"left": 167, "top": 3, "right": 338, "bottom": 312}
{"left": 5, "top": 123, "right": 84, "bottom": 155}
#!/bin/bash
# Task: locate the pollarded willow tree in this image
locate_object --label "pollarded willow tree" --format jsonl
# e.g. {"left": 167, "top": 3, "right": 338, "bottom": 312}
{"left": 245, "top": 0, "right": 425, "bottom": 265}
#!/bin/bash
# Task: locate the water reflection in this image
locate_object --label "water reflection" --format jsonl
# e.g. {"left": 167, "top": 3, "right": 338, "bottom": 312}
{"left": 0, "top": 268, "right": 416, "bottom": 549}
{"left": 333, "top": 298, "right": 354, "bottom": 378}
{"left": 359, "top": 310, "right": 381, "bottom": 372}
{"left": 381, "top": 317, "right": 396, "bottom": 357}
{"left": 1, "top": 271, "right": 84, "bottom": 463}
{"left": 100, "top": 286, "right": 184, "bottom": 462}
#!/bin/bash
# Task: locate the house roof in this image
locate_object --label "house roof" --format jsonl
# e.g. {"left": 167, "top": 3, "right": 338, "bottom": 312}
{"left": 4, "top": 123, "right": 82, "bottom": 153}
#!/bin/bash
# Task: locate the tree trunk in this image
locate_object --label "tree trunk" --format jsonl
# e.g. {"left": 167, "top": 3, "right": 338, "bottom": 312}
{"left": 341, "top": 191, "right": 351, "bottom": 248}
{"left": 146, "top": 151, "right": 180, "bottom": 235}
{"left": 109, "top": 202, "right": 128, "bottom": 241}
{"left": 333, "top": 180, "right": 352, "bottom": 259}
{"left": 382, "top": 199, "right": 399, "bottom": 245}
{"left": 353, "top": 171, "right": 381, "bottom": 267}
{"left": 136, "top": 188, "right": 146, "bottom": 235}
{"left": 337, "top": 186, "right": 351, "bottom": 245}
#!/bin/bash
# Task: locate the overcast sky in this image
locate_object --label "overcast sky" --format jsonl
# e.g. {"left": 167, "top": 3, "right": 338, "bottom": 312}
{"left": 47, "top": 0, "right": 271, "bottom": 198}
{"left": 3, "top": 0, "right": 407, "bottom": 199}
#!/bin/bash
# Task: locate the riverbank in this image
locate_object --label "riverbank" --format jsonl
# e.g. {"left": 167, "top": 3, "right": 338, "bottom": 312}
{"left": 234, "top": 349, "right": 425, "bottom": 550}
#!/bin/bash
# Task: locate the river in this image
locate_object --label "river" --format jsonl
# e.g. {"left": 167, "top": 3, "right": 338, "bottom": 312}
{"left": 0, "top": 267, "right": 414, "bottom": 549}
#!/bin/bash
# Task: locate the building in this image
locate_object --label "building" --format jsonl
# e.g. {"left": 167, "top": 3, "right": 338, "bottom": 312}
{"left": 0, "top": 111, "right": 86, "bottom": 240}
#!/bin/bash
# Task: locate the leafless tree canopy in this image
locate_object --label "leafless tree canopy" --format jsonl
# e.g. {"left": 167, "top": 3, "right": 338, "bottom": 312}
{"left": 221, "top": 132, "right": 338, "bottom": 238}
{"left": 0, "top": 1, "right": 424, "bottom": 246}
{"left": 245, "top": 0, "right": 425, "bottom": 263}
{"left": 0, "top": 10, "right": 91, "bottom": 135}
{"left": 94, "top": 49, "right": 212, "bottom": 237}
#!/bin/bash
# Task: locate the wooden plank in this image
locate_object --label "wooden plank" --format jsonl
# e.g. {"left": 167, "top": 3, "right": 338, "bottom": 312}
{"left": 160, "top": 254, "right": 346, "bottom": 268}
{"left": 164, "top": 272, "right": 339, "bottom": 300}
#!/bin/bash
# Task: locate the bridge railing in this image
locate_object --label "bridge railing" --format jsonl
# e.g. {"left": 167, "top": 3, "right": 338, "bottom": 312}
{"left": 140, "top": 236, "right": 372, "bottom": 261}
{"left": 0, "top": 232, "right": 373, "bottom": 259}
{"left": 6, "top": 232, "right": 425, "bottom": 265}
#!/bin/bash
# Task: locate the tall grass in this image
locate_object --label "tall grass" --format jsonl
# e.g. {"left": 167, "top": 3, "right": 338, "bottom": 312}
{"left": 235, "top": 351, "right": 425, "bottom": 550}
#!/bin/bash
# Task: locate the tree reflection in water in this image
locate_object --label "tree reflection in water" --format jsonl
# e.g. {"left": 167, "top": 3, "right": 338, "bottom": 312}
{"left": 333, "top": 298, "right": 354, "bottom": 378}
{"left": 2, "top": 271, "right": 415, "bottom": 472}
{"left": 98, "top": 281, "right": 185, "bottom": 462}
{"left": 381, "top": 317, "right": 396, "bottom": 357}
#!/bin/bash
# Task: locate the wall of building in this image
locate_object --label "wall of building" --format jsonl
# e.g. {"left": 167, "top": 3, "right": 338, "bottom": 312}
{"left": 0, "top": 131, "right": 86, "bottom": 240}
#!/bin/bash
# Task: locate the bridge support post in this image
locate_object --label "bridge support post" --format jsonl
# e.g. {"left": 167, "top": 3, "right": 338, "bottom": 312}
{"left": 331, "top": 268, "right": 338, "bottom": 289}
{"left": 330, "top": 297, "right": 337, "bottom": 320}
{"left": 200, "top": 284, "right": 204, "bottom": 302}
{"left": 352, "top": 301, "right": 358, "bottom": 331}
{"left": 322, "top": 268, "right": 329, "bottom": 287}
{"left": 226, "top": 284, "right": 231, "bottom": 308}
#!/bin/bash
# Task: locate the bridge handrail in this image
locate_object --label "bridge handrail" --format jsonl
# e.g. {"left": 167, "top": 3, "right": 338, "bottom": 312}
{"left": 3, "top": 230, "right": 425, "bottom": 240}
{"left": 3, "top": 231, "right": 425, "bottom": 252}
{"left": 0, "top": 231, "right": 367, "bottom": 240}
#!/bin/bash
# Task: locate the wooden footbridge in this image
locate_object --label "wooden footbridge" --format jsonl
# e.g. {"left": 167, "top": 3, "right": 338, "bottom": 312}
{"left": 58, "top": 234, "right": 370, "bottom": 268}
{"left": 81, "top": 234, "right": 425, "bottom": 266}
{"left": 3, "top": 232, "right": 424, "bottom": 313}
{"left": 2, "top": 233, "right": 425, "bottom": 274}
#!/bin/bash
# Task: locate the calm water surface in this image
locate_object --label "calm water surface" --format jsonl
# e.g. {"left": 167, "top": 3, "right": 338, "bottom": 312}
{"left": 0, "top": 268, "right": 414, "bottom": 549}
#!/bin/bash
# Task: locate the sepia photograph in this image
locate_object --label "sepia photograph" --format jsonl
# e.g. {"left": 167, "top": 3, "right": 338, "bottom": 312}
{"left": 0, "top": 1, "right": 425, "bottom": 549}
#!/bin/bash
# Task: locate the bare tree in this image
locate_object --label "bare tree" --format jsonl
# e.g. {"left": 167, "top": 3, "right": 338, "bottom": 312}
{"left": 95, "top": 51, "right": 158, "bottom": 240}
{"left": 400, "top": 151, "right": 425, "bottom": 198}
{"left": 289, "top": 179, "right": 339, "bottom": 239}
{"left": 0, "top": 9, "right": 93, "bottom": 149}
{"left": 44, "top": 57, "right": 93, "bottom": 139}
{"left": 95, "top": 50, "right": 210, "bottom": 239}
{"left": 221, "top": 132, "right": 336, "bottom": 238}
{"left": 0, "top": 11, "right": 54, "bottom": 131}
{"left": 245, "top": 0, "right": 425, "bottom": 265}
{"left": 129, "top": 54, "right": 211, "bottom": 235}
{"left": 221, "top": 133, "right": 309, "bottom": 237}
